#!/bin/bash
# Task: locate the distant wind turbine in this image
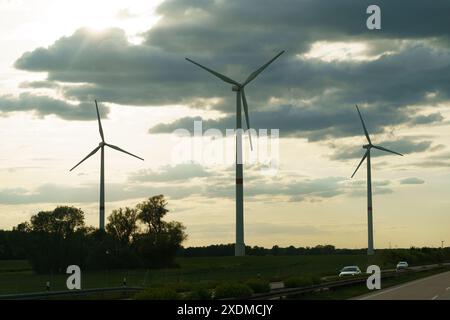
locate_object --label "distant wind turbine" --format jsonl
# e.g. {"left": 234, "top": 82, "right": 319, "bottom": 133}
{"left": 351, "top": 105, "right": 403, "bottom": 255}
{"left": 186, "top": 51, "right": 285, "bottom": 256}
{"left": 70, "top": 100, "right": 144, "bottom": 230}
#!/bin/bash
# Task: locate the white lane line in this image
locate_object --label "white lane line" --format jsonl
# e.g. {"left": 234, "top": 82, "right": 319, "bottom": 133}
{"left": 432, "top": 295, "right": 439, "bottom": 300}
{"left": 358, "top": 271, "right": 450, "bottom": 300}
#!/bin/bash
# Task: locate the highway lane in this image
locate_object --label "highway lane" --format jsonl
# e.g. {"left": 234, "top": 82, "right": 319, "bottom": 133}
{"left": 354, "top": 271, "right": 450, "bottom": 300}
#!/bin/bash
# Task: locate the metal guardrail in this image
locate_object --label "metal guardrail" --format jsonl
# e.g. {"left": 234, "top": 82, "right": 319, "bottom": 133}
{"left": 246, "top": 272, "right": 398, "bottom": 300}
{"left": 0, "top": 286, "right": 143, "bottom": 300}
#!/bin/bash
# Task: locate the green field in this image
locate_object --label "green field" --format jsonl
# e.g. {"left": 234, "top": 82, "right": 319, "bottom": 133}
{"left": 0, "top": 255, "right": 385, "bottom": 295}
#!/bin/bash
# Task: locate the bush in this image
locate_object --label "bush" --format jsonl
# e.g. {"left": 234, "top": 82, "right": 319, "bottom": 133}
{"left": 311, "top": 275, "right": 322, "bottom": 285}
{"left": 163, "top": 281, "right": 193, "bottom": 293}
{"left": 284, "top": 276, "right": 316, "bottom": 288}
{"left": 134, "top": 287, "right": 181, "bottom": 300}
{"left": 214, "top": 283, "right": 253, "bottom": 299}
{"left": 245, "top": 279, "right": 270, "bottom": 293}
{"left": 186, "top": 288, "right": 213, "bottom": 300}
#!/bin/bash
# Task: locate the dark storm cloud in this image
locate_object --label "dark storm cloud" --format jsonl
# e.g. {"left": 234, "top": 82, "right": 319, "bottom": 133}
{"left": 14, "top": 28, "right": 202, "bottom": 107}
{"left": 149, "top": 0, "right": 450, "bottom": 54}
{"left": 15, "top": 32, "right": 450, "bottom": 110}
{"left": 0, "top": 93, "right": 108, "bottom": 120}
{"left": 12, "top": 0, "right": 450, "bottom": 137}
{"left": 409, "top": 113, "right": 444, "bottom": 126}
{"left": 149, "top": 105, "right": 442, "bottom": 141}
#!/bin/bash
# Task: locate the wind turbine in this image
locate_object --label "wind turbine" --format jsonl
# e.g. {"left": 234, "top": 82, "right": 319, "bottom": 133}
{"left": 70, "top": 100, "right": 144, "bottom": 230}
{"left": 186, "top": 51, "right": 285, "bottom": 256}
{"left": 351, "top": 105, "right": 403, "bottom": 255}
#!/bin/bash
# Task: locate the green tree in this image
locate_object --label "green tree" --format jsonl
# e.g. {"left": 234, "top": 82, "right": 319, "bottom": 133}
{"left": 14, "top": 222, "right": 31, "bottom": 233}
{"left": 137, "top": 195, "right": 168, "bottom": 234}
{"left": 24, "top": 206, "right": 86, "bottom": 273}
{"left": 106, "top": 207, "right": 139, "bottom": 246}
{"left": 30, "top": 206, "right": 85, "bottom": 238}
{"left": 135, "top": 196, "right": 187, "bottom": 268}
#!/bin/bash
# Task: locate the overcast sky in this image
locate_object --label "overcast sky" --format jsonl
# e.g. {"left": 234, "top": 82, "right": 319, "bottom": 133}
{"left": 0, "top": 0, "right": 449, "bottom": 249}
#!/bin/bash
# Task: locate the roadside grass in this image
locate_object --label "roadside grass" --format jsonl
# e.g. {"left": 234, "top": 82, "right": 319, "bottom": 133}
{"left": 0, "top": 260, "right": 31, "bottom": 272}
{"left": 0, "top": 254, "right": 384, "bottom": 295}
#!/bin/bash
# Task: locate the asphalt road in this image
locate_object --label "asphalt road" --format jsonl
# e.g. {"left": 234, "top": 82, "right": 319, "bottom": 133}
{"left": 355, "top": 271, "right": 450, "bottom": 300}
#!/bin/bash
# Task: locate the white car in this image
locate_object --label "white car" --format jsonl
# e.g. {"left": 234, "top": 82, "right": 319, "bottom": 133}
{"left": 339, "top": 266, "right": 362, "bottom": 277}
{"left": 396, "top": 261, "right": 409, "bottom": 271}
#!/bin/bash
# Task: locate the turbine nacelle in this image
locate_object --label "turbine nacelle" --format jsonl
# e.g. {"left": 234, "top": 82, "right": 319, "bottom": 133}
{"left": 186, "top": 51, "right": 285, "bottom": 154}
{"left": 351, "top": 105, "right": 403, "bottom": 179}
{"left": 70, "top": 101, "right": 144, "bottom": 173}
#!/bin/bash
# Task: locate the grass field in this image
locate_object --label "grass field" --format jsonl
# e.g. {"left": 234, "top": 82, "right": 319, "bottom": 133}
{"left": 0, "top": 254, "right": 386, "bottom": 295}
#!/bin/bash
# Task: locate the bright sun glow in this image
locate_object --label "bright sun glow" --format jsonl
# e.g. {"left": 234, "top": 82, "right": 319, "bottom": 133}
{"left": 301, "top": 41, "right": 391, "bottom": 62}
{"left": 35, "top": 0, "right": 163, "bottom": 44}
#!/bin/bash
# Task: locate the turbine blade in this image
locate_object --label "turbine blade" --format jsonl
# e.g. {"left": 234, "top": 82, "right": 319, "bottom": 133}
{"left": 106, "top": 143, "right": 144, "bottom": 161}
{"left": 241, "top": 88, "right": 253, "bottom": 151}
{"left": 185, "top": 58, "right": 240, "bottom": 86}
{"left": 356, "top": 105, "right": 371, "bottom": 145}
{"left": 373, "top": 145, "right": 404, "bottom": 156}
{"left": 70, "top": 146, "right": 101, "bottom": 172}
{"left": 95, "top": 100, "right": 105, "bottom": 142}
{"left": 243, "top": 50, "right": 285, "bottom": 86}
{"left": 351, "top": 150, "right": 369, "bottom": 178}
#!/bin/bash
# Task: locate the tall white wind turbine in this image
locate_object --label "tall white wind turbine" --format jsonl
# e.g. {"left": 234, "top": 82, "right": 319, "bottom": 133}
{"left": 351, "top": 105, "right": 403, "bottom": 255}
{"left": 70, "top": 100, "right": 144, "bottom": 230}
{"left": 186, "top": 51, "right": 285, "bottom": 256}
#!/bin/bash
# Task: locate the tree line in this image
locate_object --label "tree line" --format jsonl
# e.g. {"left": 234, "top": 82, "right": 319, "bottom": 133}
{"left": 0, "top": 195, "right": 187, "bottom": 273}
{"left": 1, "top": 198, "right": 449, "bottom": 273}
{"left": 178, "top": 244, "right": 450, "bottom": 265}
{"left": 177, "top": 244, "right": 357, "bottom": 257}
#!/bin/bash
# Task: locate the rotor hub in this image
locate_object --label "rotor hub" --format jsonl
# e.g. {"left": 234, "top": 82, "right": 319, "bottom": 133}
{"left": 232, "top": 85, "right": 241, "bottom": 92}
{"left": 99, "top": 142, "right": 106, "bottom": 147}
{"left": 363, "top": 144, "right": 372, "bottom": 149}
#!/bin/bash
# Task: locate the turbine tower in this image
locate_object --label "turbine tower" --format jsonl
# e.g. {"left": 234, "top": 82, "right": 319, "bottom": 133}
{"left": 186, "top": 51, "right": 285, "bottom": 256}
{"left": 351, "top": 105, "right": 403, "bottom": 255}
{"left": 70, "top": 100, "right": 144, "bottom": 230}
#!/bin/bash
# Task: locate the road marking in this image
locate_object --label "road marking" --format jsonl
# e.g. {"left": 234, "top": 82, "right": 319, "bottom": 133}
{"left": 432, "top": 295, "right": 439, "bottom": 300}
{"left": 446, "top": 287, "right": 450, "bottom": 291}
{"left": 358, "top": 271, "right": 450, "bottom": 300}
